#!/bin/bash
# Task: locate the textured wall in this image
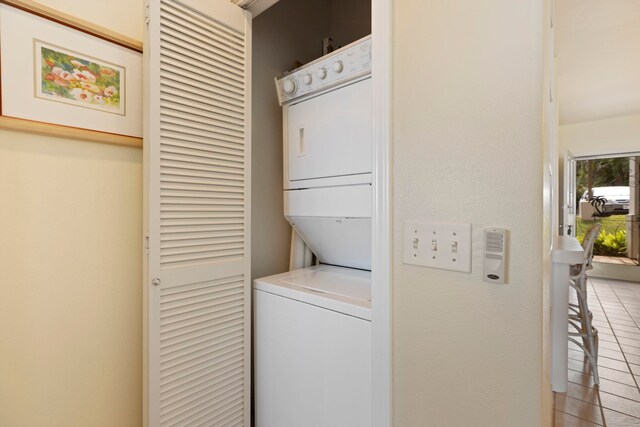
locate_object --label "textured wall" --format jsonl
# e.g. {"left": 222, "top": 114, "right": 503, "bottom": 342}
{"left": 392, "top": 1, "right": 545, "bottom": 425}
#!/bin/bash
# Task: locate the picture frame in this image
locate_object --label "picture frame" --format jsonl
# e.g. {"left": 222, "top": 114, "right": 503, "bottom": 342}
{"left": 0, "top": 0, "right": 143, "bottom": 147}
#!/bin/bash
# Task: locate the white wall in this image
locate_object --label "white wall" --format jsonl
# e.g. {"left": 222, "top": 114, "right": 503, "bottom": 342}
{"left": 392, "top": 1, "right": 545, "bottom": 425}
{"left": 560, "top": 113, "right": 640, "bottom": 157}
{"left": 0, "top": 1, "right": 143, "bottom": 426}
{"left": 555, "top": 0, "right": 640, "bottom": 125}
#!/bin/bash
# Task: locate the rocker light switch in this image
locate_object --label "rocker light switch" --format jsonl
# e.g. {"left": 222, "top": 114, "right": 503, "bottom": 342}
{"left": 403, "top": 222, "right": 472, "bottom": 273}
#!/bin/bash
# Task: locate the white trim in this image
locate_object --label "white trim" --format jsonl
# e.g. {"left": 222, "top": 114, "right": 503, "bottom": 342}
{"left": 242, "top": 9, "right": 252, "bottom": 427}
{"left": 572, "top": 150, "right": 640, "bottom": 161}
{"left": 247, "top": 0, "right": 279, "bottom": 17}
{"left": 371, "top": 0, "right": 393, "bottom": 426}
{"left": 230, "top": 0, "right": 279, "bottom": 17}
{"left": 143, "top": 1, "right": 161, "bottom": 424}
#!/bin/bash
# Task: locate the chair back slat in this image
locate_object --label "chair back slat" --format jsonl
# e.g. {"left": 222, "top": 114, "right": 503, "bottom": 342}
{"left": 581, "top": 223, "right": 602, "bottom": 272}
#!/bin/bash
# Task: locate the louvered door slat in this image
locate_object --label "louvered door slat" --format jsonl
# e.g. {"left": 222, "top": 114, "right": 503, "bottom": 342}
{"left": 160, "top": 5, "right": 244, "bottom": 55}
{"left": 161, "top": 62, "right": 244, "bottom": 101}
{"left": 161, "top": 78, "right": 245, "bottom": 111}
{"left": 159, "top": 99, "right": 244, "bottom": 128}
{"left": 161, "top": 36, "right": 244, "bottom": 78}
{"left": 161, "top": 47, "right": 245, "bottom": 86}
{"left": 161, "top": 134, "right": 244, "bottom": 155}
{"left": 146, "top": 0, "right": 250, "bottom": 425}
{"left": 160, "top": 93, "right": 244, "bottom": 126}
{"left": 161, "top": 108, "right": 244, "bottom": 135}
{"left": 160, "top": 57, "right": 244, "bottom": 94}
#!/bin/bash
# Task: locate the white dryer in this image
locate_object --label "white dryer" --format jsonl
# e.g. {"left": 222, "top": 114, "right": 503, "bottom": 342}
{"left": 277, "top": 35, "right": 372, "bottom": 271}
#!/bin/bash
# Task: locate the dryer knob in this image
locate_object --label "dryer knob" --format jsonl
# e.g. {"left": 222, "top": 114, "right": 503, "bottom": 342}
{"left": 317, "top": 67, "right": 328, "bottom": 80}
{"left": 303, "top": 73, "right": 313, "bottom": 85}
{"left": 283, "top": 78, "right": 297, "bottom": 94}
{"left": 333, "top": 60, "right": 344, "bottom": 73}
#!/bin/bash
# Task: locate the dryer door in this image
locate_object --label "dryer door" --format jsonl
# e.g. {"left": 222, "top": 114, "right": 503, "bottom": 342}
{"left": 286, "top": 78, "right": 372, "bottom": 184}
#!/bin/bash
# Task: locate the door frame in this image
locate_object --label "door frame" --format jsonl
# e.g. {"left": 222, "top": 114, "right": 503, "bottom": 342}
{"left": 371, "top": 0, "right": 393, "bottom": 426}
{"left": 563, "top": 151, "right": 576, "bottom": 236}
{"left": 250, "top": 0, "right": 394, "bottom": 424}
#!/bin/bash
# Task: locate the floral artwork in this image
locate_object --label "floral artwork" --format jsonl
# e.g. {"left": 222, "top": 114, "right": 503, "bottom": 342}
{"left": 35, "top": 41, "right": 125, "bottom": 115}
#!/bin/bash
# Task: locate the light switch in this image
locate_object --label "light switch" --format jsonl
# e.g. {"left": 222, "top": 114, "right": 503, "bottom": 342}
{"left": 403, "top": 222, "right": 472, "bottom": 273}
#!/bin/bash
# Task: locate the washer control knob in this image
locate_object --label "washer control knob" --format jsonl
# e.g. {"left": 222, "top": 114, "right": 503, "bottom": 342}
{"left": 333, "top": 60, "right": 344, "bottom": 73}
{"left": 303, "top": 73, "right": 313, "bottom": 85}
{"left": 283, "top": 78, "right": 297, "bottom": 94}
{"left": 317, "top": 67, "right": 328, "bottom": 80}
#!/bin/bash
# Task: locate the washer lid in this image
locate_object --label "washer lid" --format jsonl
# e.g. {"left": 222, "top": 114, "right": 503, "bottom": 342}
{"left": 281, "top": 266, "right": 371, "bottom": 302}
{"left": 253, "top": 265, "right": 371, "bottom": 320}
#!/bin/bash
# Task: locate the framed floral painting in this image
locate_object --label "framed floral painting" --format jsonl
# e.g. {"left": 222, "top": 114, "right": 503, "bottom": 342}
{"left": 35, "top": 41, "right": 126, "bottom": 115}
{"left": 0, "top": 2, "right": 142, "bottom": 139}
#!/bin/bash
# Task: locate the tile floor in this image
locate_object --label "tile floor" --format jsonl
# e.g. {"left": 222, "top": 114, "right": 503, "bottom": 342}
{"left": 555, "top": 277, "right": 640, "bottom": 426}
{"left": 593, "top": 256, "right": 638, "bottom": 266}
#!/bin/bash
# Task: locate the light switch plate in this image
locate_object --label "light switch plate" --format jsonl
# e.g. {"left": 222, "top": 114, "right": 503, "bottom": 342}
{"left": 403, "top": 222, "right": 472, "bottom": 273}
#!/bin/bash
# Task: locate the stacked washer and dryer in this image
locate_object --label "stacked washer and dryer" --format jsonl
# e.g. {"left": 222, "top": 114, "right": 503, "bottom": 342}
{"left": 254, "top": 35, "right": 373, "bottom": 427}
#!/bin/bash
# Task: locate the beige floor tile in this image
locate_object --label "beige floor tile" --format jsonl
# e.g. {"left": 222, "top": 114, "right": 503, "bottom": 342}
{"left": 610, "top": 324, "right": 640, "bottom": 334}
{"left": 598, "top": 347, "right": 626, "bottom": 362}
{"left": 566, "top": 382, "right": 600, "bottom": 405}
{"left": 615, "top": 330, "right": 640, "bottom": 341}
{"left": 604, "top": 410, "right": 640, "bottom": 427}
{"left": 554, "top": 410, "right": 602, "bottom": 427}
{"left": 623, "top": 353, "right": 640, "bottom": 366}
{"left": 568, "top": 369, "right": 596, "bottom": 388}
{"left": 599, "top": 340, "right": 623, "bottom": 352}
{"left": 597, "top": 356, "right": 631, "bottom": 373}
{"left": 600, "top": 391, "right": 640, "bottom": 418}
{"left": 598, "top": 378, "right": 640, "bottom": 402}
{"left": 555, "top": 394, "right": 604, "bottom": 425}
{"left": 622, "top": 345, "right": 640, "bottom": 357}
{"left": 629, "top": 363, "right": 640, "bottom": 376}
{"left": 569, "top": 358, "right": 636, "bottom": 386}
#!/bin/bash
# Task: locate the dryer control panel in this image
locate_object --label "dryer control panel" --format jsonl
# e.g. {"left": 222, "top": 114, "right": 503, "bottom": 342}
{"left": 275, "top": 35, "right": 371, "bottom": 105}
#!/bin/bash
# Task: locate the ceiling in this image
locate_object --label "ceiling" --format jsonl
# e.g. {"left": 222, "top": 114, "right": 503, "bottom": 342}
{"left": 556, "top": 0, "right": 640, "bottom": 125}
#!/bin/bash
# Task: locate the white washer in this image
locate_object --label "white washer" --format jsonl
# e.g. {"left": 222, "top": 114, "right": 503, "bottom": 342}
{"left": 254, "top": 265, "right": 372, "bottom": 427}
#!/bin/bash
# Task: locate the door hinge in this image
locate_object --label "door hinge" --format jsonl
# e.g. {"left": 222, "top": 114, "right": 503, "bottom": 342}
{"left": 145, "top": 3, "right": 150, "bottom": 25}
{"left": 145, "top": 234, "right": 150, "bottom": 254}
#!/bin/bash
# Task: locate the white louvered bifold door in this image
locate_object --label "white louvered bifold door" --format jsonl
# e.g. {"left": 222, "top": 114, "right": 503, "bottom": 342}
{"left": 144, "top": 1, "right": 251, "bottom": 426}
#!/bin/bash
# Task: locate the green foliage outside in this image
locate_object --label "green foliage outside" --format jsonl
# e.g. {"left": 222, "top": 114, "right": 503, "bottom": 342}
{"left": 576, "top": 215, "right": 627, "bottom": 257}
{"left": 576, "top": 158, "right": 629, "bottom": 200}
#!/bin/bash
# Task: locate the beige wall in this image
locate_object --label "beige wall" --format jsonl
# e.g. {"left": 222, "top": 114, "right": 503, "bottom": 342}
{"left": 0, "top": 1, "right": 143, "bottom": 426}
{"left": 392, "top": 1, "right": 545, "bottom": 426}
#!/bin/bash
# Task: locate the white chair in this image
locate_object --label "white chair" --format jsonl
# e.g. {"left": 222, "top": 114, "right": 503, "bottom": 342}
{"left": 568, "top": 223, "right": 601, "bottom": 385}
